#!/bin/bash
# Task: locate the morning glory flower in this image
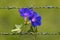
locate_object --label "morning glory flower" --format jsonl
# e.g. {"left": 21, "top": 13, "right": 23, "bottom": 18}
{"left": 31, "top": 16, "right": 41, "bottom": 27}
{"left": 18, "top": 8, "right": 33, "bottom": 18}
{"left": 18, "top": 8, "right": 41, "bottom": 27}
{"left": 28, "top": 12, "right": 41, "bottom": 27}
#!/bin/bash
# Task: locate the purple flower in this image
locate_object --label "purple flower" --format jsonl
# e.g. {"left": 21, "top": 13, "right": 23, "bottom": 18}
{"left": 18, "top": 8, "right": 41, "bottom": 27}
{"left": 31, "top": 16, "right": 41, "bottom": 27}
{"left": 18, "top": 8, "right": 33, "bottom": 18}
{"left": 28, "top": 12, "right": 41, "bottom": 27}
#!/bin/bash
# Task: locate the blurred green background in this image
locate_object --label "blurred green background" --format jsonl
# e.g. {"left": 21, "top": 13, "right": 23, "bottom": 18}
{"left": 0, "top": 0, "right": 60, "bottom": 40}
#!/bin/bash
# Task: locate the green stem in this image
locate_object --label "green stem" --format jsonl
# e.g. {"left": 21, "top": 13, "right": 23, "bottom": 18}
{"left": 33, "top": 27, "right": 37, "bottom": 33}
{"left": 34, "top": 27, "right": 37, "bottom": 40}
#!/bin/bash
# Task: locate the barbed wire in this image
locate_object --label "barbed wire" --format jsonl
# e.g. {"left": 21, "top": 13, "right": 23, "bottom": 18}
{"left": 0, "top": 6, "right": 60, "bottom": 10}
{"left": 0, "top": 32, "right": 60, "bottom": 35}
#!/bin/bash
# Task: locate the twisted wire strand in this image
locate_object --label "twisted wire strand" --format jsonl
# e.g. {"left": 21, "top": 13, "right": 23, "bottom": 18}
{"left": 0, "top": 6, "right": 60, "bottom": 10}
{"left": 0, "top": 32, "right": 60, "bottom": 35}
